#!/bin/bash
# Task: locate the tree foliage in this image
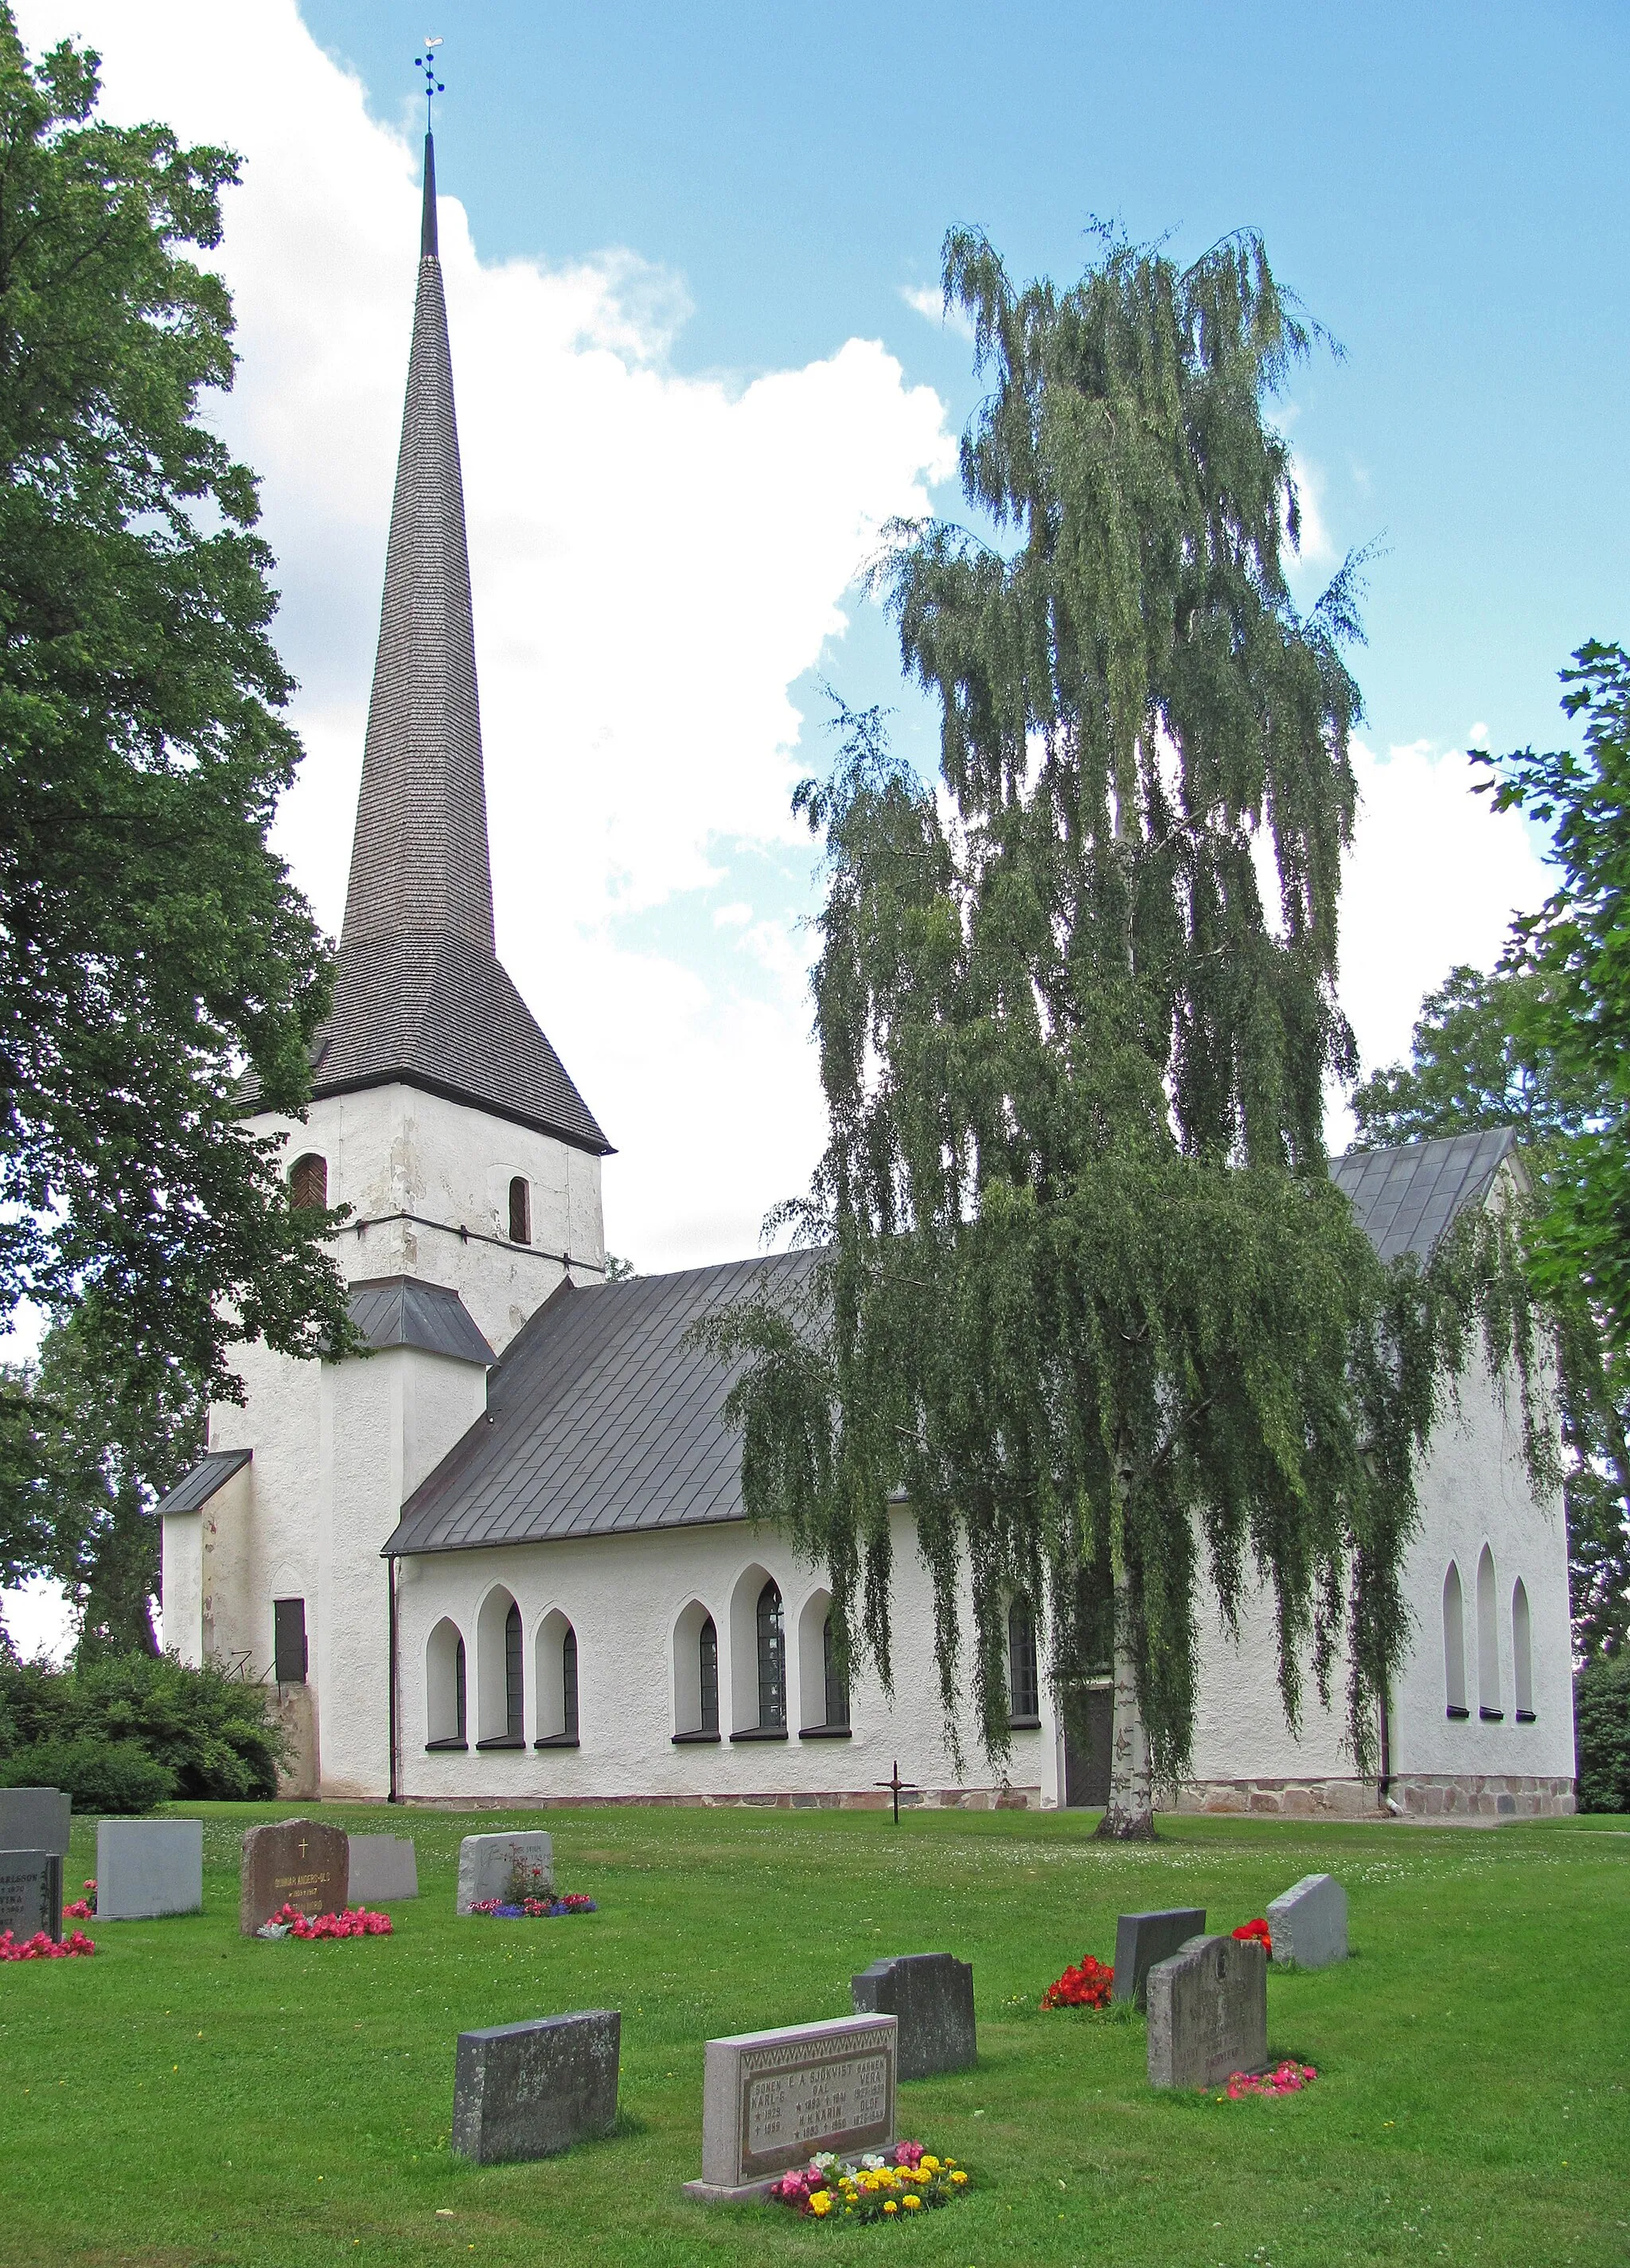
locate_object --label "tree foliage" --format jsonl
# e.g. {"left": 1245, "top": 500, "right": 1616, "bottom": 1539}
{"left": 0, "top": 8, "right": 350, "bottom": 1493}
{"left": 0, "top": 1647, "right": 283, "bottom": 1800}
{"left": 704, "top": 228, "right": 1550, "bottom": 1822}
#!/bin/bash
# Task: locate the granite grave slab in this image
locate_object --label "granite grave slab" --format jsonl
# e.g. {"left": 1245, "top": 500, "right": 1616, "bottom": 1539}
{"left": 347, "top": 1834, "right": 419, "bottom": 1903}
{"left": 1146, "top": 1933, "right": 1267, "bottom": 2091}
{"left": 451, "top": 2009, "right": 620, "bottom": 2164}
{"left": 687, "top": 2014, "right": 898, "bottom": 2204}
{"left": 1267, "top": 1872, "right": 1347, "bottom": 1968}
{"left": 0, "top": 1850, "right": 62, "bottom": 1942}
{"left": 0, "top": 1786, "right": 71, "bottom": 1857}
{"left": 240, "top": 1817, "right": 349, "bottom": 1934}
{"left": 1111, "top": 1907, "right": 1207, "bottom": 2010}
{"left": 456, "top": 1830, "right": 552, "bottom": 1915}
{"left": 96, "top": 1819, "right": 204, "bottom": 1921}
{"left": 852, "top": 1952, "right": 976, "bottom": 2079}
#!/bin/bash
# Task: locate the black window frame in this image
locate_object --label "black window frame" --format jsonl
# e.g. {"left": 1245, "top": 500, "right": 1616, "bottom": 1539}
{"left": 508, "top": 1175, "right": 531, "bottom": 1245}
{"left": 756, "top": 1579, "right": 786, "bottom": 1730}
{"left": 822, "top": 1613, "right": 849, "bottom": 1729}
{"left": 561, "top": 1624, "right": 579, "bottom": 1739}
{"left": 504, "top": 1600, "right": 524, "bottom": 1741}
{"left": 699, "top": 1614, "right": 719, "bottom": 1735}
{"left": 273, "top": 1596, "right": 307, "bottom": 1684}
{"left": 1008, "top": 1595, "right": 1040, "bottom": 1725}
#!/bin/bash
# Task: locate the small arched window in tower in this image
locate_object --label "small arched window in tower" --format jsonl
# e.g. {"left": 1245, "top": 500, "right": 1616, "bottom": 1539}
{"left": 561, "top": 1623, "right": 579, "bottom": 1740}
{"left": 505, "top": 1600, "right": 524, "bottom": 1743}
{"left": 822, "top": 1614, "right": 850, "bottom": 1729}
{"left": 1008, "top": 1596, "right": 1040, "bottom": 1724}
{"left": 509, "top": 1176, "right": 531, "bottom": 1245}
{"left": 1511, "top": 1577, "right": 1534, "bottom": 1721}
{"left": 1443, "top": 1562, "right": 1468, "bottom": 1718}
{"left": 1476, "top": 1544, "right": 1502, "bottom": 1720}
{"left": 699, "top": 1614, "right": 719, "bottom": 1735}
{"left": 289, "top": 1153, "right": 326, "bottom": 1211}
{"left": 756, "top": 1579, "right": 786, "bottom": 1729}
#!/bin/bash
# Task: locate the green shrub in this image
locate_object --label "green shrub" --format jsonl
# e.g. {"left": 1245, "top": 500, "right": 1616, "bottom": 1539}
{"left": 0, "top": 1653, "right": 283, "bottom": 1800}
{"left": 0, "top": 1737, "right": 174, "bottom": 1816}
{"left": 1574, "top": 1655, "right": 1630, "bottom": 1813}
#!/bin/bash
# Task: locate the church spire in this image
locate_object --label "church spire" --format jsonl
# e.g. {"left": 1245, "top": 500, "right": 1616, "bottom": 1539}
{"left": 341, "top": 128, "right": 494, "bottom": 954}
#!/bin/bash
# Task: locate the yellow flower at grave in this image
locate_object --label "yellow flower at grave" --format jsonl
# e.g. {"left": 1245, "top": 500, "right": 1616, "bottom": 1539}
{"left": 950, "top": 2170, "right": 968, "bottom": 2185}
{"left": 902, "top": 2193, "right": 922, "bottom": 2210}
{"left": 883, "top": 2200, "right": 898, "bottom": 2214}
{"left": 919, "top": 2156, "right": 941, "bottom": 2173}
{"left": 809, "top": 2192, "right": 833, "bottom": 2217}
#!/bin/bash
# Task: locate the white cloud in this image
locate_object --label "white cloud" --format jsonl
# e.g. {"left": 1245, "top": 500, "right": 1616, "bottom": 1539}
{"left": 900, "top": 282, "right": 977, "bottom": 341}
{"left": 1289, "top": 451, "right": 1337, "bottom": 567}
{"left": 16, "top": 0, "right": 954, "bottom": 1271}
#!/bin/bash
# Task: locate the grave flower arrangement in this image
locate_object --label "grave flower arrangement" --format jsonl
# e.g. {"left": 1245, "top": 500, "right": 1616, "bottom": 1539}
{"left": 1231, "top": 1918, "right": 1273, "bottom": 1954}
{"left": 769, "top": 2141, "right": 971, "bottom": 2223}
{"left": 1219, "top": 2060, "right": 1316, "bottom": 2100}
{"left": 1, "top": 1927, "right": 96, "bottom": 1960}
{"left": 64, "top": 1879, "right": 96, "bottom": 1921}
{"left": 1040, "top": 1953, "right": 1114, "bottom": 2009}
{"left": 256, "top": 1903, "right": 394, "bottom": 1940}
{"left": 468, "top": 1892, "right": 597, "bottom": 1919}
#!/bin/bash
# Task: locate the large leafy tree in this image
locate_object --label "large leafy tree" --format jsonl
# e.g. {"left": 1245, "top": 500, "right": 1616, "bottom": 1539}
{"left": 1352, "top": 962, "right": 1628, "bottom": 1658}
{"left": 708, "top": 228, "right": 1547, "bottom": 1833}
{"left": 0, "top": 10, "right": 349, "bottom": 1531}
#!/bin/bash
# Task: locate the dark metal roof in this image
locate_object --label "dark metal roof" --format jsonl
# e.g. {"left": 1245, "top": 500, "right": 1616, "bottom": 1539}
{"left": 242, "top": 134, "right": 609, "bottom": 1157}
{"left": 348, "top": 1275, "right": 494, "bottom": 1367}
{"left": 154, "top": 1448, "right": 252, "bottom": 1517}
{"left": 1331, "top": 1127, "right": 1518, "bottom": 1263}
{"left": 384, "top": 1251, "right": 821, "bottom": 1557}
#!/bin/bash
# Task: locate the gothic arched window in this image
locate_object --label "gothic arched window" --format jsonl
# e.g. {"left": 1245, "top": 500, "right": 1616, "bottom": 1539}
{"left": 1443, "top": 1562, "right": 1468, "bottom": 1717}
{"left": 505, "top": 1600, "right": 524, "bottom": 1742}
{"left": 822, "top": 1614, "right": 849, "bottom": 1729}
{"left": 289, "top": 1153, "right": 326, "bottom": 1210}
{"left": 1512, "top": 1579, "right": 1534, "bottom": 1720}
{"left": 756, "top": 1579, "right": 786, "bottom": 1730}
{"left": 561, "top": 1623, "right": 579, "bottom": 1739}
{"left": 1476, "top": 1544, "right": 1502, "bottom": 1719}
{"left": 699, "top": 1614, "right": 719, "bottom": 1735}
{"left": 509, "top": 1176, "right": 531, "bottom": 1244}
{"left": 426, "top": 1618, "right": 467, "bottom": 1749}
{"left": 1008, "top": 1596, "right": 1040, "bottom": 1723}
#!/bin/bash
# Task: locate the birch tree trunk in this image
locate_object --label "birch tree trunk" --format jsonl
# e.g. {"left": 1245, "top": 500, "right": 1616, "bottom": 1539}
{"left": 1095, "top": 1565, "right": 1156, "bottom": 1838}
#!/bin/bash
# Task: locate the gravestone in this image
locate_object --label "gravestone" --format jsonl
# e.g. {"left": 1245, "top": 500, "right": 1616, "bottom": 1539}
{"left": 451, "top": 2009, "right": 620, "bottom": 2164}
{"left": 852, "top": 1952, "right": 976, "bottom": 2079}
{"left": 347, "top": 1834, "right": 419, "bottom": 1903}
{"left": 686, "top": 2015, "right": 898, "bottom": 2204}
{"left": 96, "top": 1819, "right": 204, "bottom": 1921}
{"left": 1146, "top": 1934, "right": 1267, "bottom": 2091}
{"left": 239, "top": 1817, "right": 349, "bottom": 1934}
{"left": 1266, "top": 1872, "right": 1347, "bottom": 1968}
{"left": 0, "top": 1786, "right": 72, "bottom": 1858}
{"left": 0, "top": 1851, "right": 62, "bottom": 1943}
{"left": 1111, "top": 1906, "right": 1207, "bottom": 2010}
{"left": 456, "top": 1830, "right": 552, "bottom": 1915}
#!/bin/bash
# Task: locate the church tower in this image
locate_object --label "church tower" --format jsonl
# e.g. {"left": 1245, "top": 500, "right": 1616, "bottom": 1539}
{"left": 158, "top": 135, "right": 609, "bottom": 1798}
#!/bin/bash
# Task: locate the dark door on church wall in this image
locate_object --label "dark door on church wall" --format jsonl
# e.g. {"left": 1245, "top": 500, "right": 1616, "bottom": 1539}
{"left": 1063, "top": 1684, "right": 1113, "bottom": 1808}
{"left": 273, "top": 1597, "right": 307, "bottom": 1684}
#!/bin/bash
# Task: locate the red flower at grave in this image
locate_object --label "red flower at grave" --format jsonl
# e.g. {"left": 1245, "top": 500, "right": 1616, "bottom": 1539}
{"left": 1041, "top": 1953, "right": 1114, "bottom": 2009}
{"left": 1232, "top": 1918, "right": 1273, "bottom": 1955}
{"left": 0, "top": 1928, "right": 95, "bottom": 1960}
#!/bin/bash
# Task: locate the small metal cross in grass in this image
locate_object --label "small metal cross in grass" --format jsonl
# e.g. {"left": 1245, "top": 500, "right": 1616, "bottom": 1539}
{"left": 875, "top": 1760, "right": 916, "bottom": 1825}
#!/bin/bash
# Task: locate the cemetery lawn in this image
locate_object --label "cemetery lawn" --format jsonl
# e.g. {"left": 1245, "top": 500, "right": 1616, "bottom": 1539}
{"left": 2, "top": 1805, "right": 1625, "bottom": 2268}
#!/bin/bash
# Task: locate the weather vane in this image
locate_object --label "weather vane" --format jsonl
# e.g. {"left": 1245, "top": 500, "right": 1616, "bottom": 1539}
{"left": 413, "top": 36, "right": 445, "bottom": 130}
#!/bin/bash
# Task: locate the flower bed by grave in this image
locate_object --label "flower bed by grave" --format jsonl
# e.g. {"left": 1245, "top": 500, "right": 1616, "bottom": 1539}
{"left": 64, "top": 1879, "right": 96, "bottom": 1921}
{"left": 1041, "top": 1953, "right": 1113, "bottom": 2008}
{"left": 1219, "top": 2062, "right": 1316, "bottom": 2101}
{"left": 255, "top": 1903, "right": 393, "bottom": 1940}
{"left": 468, "top": 1892, "right": 597, "bottom": 1919}
{"left": 2, "top": 1928, "right": 95, "bottom": 1960}
{"left": 770, "top": 2141, "right": 971, "bottom": 2222}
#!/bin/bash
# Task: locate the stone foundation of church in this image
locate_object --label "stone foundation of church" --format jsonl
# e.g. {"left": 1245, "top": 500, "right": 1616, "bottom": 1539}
{"left": 396, "top": 1784, "right": 1045, "bottom": 1812}
{"left": 1168, "top": 1776, "right": 1382, "bottom": 1818}
{"left": 1386, "top": 1772, "right": 1576, "bottom": 1818}
{"left": 1168, "top": 1772, "right": 1576, "bottom": 1819}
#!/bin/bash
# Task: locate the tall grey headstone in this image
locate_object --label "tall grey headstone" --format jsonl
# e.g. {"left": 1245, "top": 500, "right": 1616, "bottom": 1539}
{"left": 1266, "top": 1872, "right": 1347, "bottom": 1968}
{"left": 852, "top": 1952, "right": 976, "bottom": 2079}
{"left": 456, "top": 1830, "right": 552, "bottom": 1915}
{"left": 451, "top": 2010, "right": 620, "bottom": 2164}
{"left": 347, "top": 1834, "right": 419, "bottom": 1903}
{"left": 0, "top": 1851, "right": 62, "bottom": 1943}
{"left": 1146, "top": 1934, "right": 1267, "bottom": 2091}
{"left": 687, "top": 2016, "right": 897, "bottom": 2204}
{"left": 96, "top": 1819, "right": 204, "bottom": 1921}
{"left": 0, "top": 1787, "right": 71, "bottom": 1858}
{"left": 1111, "top": 1907, "right": 1207, "bottom": 2010}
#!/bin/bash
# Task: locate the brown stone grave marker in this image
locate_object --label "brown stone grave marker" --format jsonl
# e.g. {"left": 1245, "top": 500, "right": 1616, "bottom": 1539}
{"left": 240, "top": 1817, "right": 349, "bottom": 1934}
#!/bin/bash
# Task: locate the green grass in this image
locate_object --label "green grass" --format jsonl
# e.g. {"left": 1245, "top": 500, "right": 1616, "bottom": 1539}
{"left": 2, "top": 1803, "right": 1625, "bottom": 2267}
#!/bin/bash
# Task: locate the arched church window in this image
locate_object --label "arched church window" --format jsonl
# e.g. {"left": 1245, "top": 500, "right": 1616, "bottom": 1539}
{"left": 289, "top": 1153, "right": 326, "bottom": 1210}
{"left": 756, "top": 1579, "right": 786, "bottom": 1730}
{"left": 1443, "top": 1562, "right": 1468, "bottom": 1717}
{"left": 822, "top": 1614, "right": 850, "bottom": 1729}
{"left": 426, "top": 1618, "right": 467, "bottom": 1749}
{"left": 562, "top": 1624, "right": 579, "bottom": 1739}
{"left": 1511, "top": 1579, "right": 1535, "bottom": 1720}
{"left": 699, "top": 1614, "right": 719, "bottom": 1735}
{"left": 1008, "top": 1596, "right": 1040, "bottom": 1724}
{"left": 1476, "top": 1544, "right": 1502, "bottom": 1720}
{"left": 505, "top": 1601, "right": 524, "bottom": 1742}
{"left": 509, "top": 1176, "right": 530, "bottom": 1245}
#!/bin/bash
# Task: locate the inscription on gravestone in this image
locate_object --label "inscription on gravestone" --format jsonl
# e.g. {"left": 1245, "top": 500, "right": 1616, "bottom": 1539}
{"left": 687, "top": 2015, "right": 898, "bottom": 2203}
{"left": 0, "top": 1851, "right": 62, "bottom": 1943}
{"left": 239, "top": 1817, "right": 349, "bottom": 1934}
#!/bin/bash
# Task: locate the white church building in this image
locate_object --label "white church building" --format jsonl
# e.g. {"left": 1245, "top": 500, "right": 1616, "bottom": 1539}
{"left": 158, "top": 141, "right": 1576, "bottom": 1822}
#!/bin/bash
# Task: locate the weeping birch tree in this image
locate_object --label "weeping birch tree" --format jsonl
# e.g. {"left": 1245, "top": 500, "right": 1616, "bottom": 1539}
{"left": 703, "top": 228, "right": 1550, "bottom": 1834}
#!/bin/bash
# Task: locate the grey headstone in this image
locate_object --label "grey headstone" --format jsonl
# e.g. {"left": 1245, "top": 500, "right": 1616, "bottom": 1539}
{"left": 0, "top": 1787, "right": 71, "bottom": 1858}
{"left": 239, "top": 1817, "right": 349, "bottom": 1934}
{"left": 456, "top": 1831, "right": 552, "bottom": 1915}
{"left": 1111, "top": 1907, "right": 1207, "bottom": 2010}
{"left": 686, "top": 2016, "right": 897, "bottom": 2203}
{"left": 96, "top": 1819, "right": 203, "bottom": 1921}
{"left": 451, "top": 2009, "right": 620, "bottom": 2165}
{"left": 347, "top": 1834, "right": 419, "bottom": 1903}
{"left": 0, "top": 1851, "right": 63, "bottom": 1943}
{"left": 852, "top": 1952, "right": 976, "bottom": 2079}
{"left": 1266, "top": 1872, "right": 1347, "bottom": 1969}
{"left": 1146, "top": 1934, "right": 1268, "bottom": 2091}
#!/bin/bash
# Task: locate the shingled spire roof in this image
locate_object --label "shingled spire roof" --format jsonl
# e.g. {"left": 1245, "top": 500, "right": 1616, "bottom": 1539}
{"left": 294, "top": 135, "right": 610, "bottom": 1154}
